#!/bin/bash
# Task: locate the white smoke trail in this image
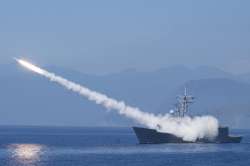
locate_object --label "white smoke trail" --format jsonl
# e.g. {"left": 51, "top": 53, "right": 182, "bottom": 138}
{"left": 16, "top": 59, "right": 219, "bottom": 142}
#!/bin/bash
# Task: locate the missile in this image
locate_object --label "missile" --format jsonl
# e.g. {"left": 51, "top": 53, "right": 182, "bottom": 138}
{"left": 14, "top": 58, "right": 45, "bottom": 75}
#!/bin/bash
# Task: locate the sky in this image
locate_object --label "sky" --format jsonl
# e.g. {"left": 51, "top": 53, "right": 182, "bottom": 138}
{"left": 0, "top": 0, "right": 250, "bottom": 74}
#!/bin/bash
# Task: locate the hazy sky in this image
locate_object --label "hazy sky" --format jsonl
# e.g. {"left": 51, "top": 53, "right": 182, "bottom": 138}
{"left": 1, "top": 0, "right": 249, "bottom": 74}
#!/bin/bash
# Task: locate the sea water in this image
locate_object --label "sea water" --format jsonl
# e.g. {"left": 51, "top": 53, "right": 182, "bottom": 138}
{"left": 0, "top": 126, "right": 249, "bottom": 166}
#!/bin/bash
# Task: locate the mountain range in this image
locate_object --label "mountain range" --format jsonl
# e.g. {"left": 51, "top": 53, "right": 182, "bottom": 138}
{"left": 0, "top": 62, "right": 250, "bottom": 128}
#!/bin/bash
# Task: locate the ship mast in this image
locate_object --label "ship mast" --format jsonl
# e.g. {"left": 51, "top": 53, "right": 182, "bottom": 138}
{"left": 175, "top": 87, "right": 194, "bottom": 117}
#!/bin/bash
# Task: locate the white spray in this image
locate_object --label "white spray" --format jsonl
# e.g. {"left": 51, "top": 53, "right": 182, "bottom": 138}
{"left": 16, "top": 59, "right": 219, "bottom": 142}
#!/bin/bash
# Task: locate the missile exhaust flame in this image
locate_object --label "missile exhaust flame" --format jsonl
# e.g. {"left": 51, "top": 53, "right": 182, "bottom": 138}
{"left": 16, "top": 59, "right": 45, "bottom": 75}
{"left": 15, "top": 58, "right": 219, "bottom": 142}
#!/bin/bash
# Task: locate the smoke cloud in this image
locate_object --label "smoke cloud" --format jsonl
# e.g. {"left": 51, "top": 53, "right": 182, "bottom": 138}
{"left": 17, "top": 59, "right": 219, "bottom": 142}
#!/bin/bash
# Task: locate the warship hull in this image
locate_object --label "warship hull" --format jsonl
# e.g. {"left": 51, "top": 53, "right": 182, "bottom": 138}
{"left": 133, "top": 127, "right": 242, "bottom": 144}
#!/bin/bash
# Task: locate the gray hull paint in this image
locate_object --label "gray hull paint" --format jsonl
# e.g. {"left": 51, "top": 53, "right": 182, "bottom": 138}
{"left": 133, "top": 127, "right": 242, "bottom": 144}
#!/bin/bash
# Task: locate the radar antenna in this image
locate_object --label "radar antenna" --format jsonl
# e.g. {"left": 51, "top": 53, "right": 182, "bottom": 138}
{"left": 175, "top": 87, "right": 194, "bottom": 117}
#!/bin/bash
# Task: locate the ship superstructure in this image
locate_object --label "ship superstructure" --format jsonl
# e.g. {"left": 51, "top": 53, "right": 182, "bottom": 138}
{"left": 133, "top": 88, "right": 242, "bottom": 144}
{"left": 173, "top": 87, "right": 194, "bottom": 117}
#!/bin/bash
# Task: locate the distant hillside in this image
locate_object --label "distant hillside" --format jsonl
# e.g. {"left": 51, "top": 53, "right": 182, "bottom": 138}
{"left": 237, "top": 73, "right": 250, "bottom": 84}
{"left": 0, "top": 62, "right": 249, "bottom": 128}
{"left": 159, "top": 78, "right": 250, "bottom": 128}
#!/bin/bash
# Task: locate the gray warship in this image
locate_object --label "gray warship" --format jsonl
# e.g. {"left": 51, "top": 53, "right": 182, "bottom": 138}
{"left": 133, "top": 88, "right": 242, "bottom": 144}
